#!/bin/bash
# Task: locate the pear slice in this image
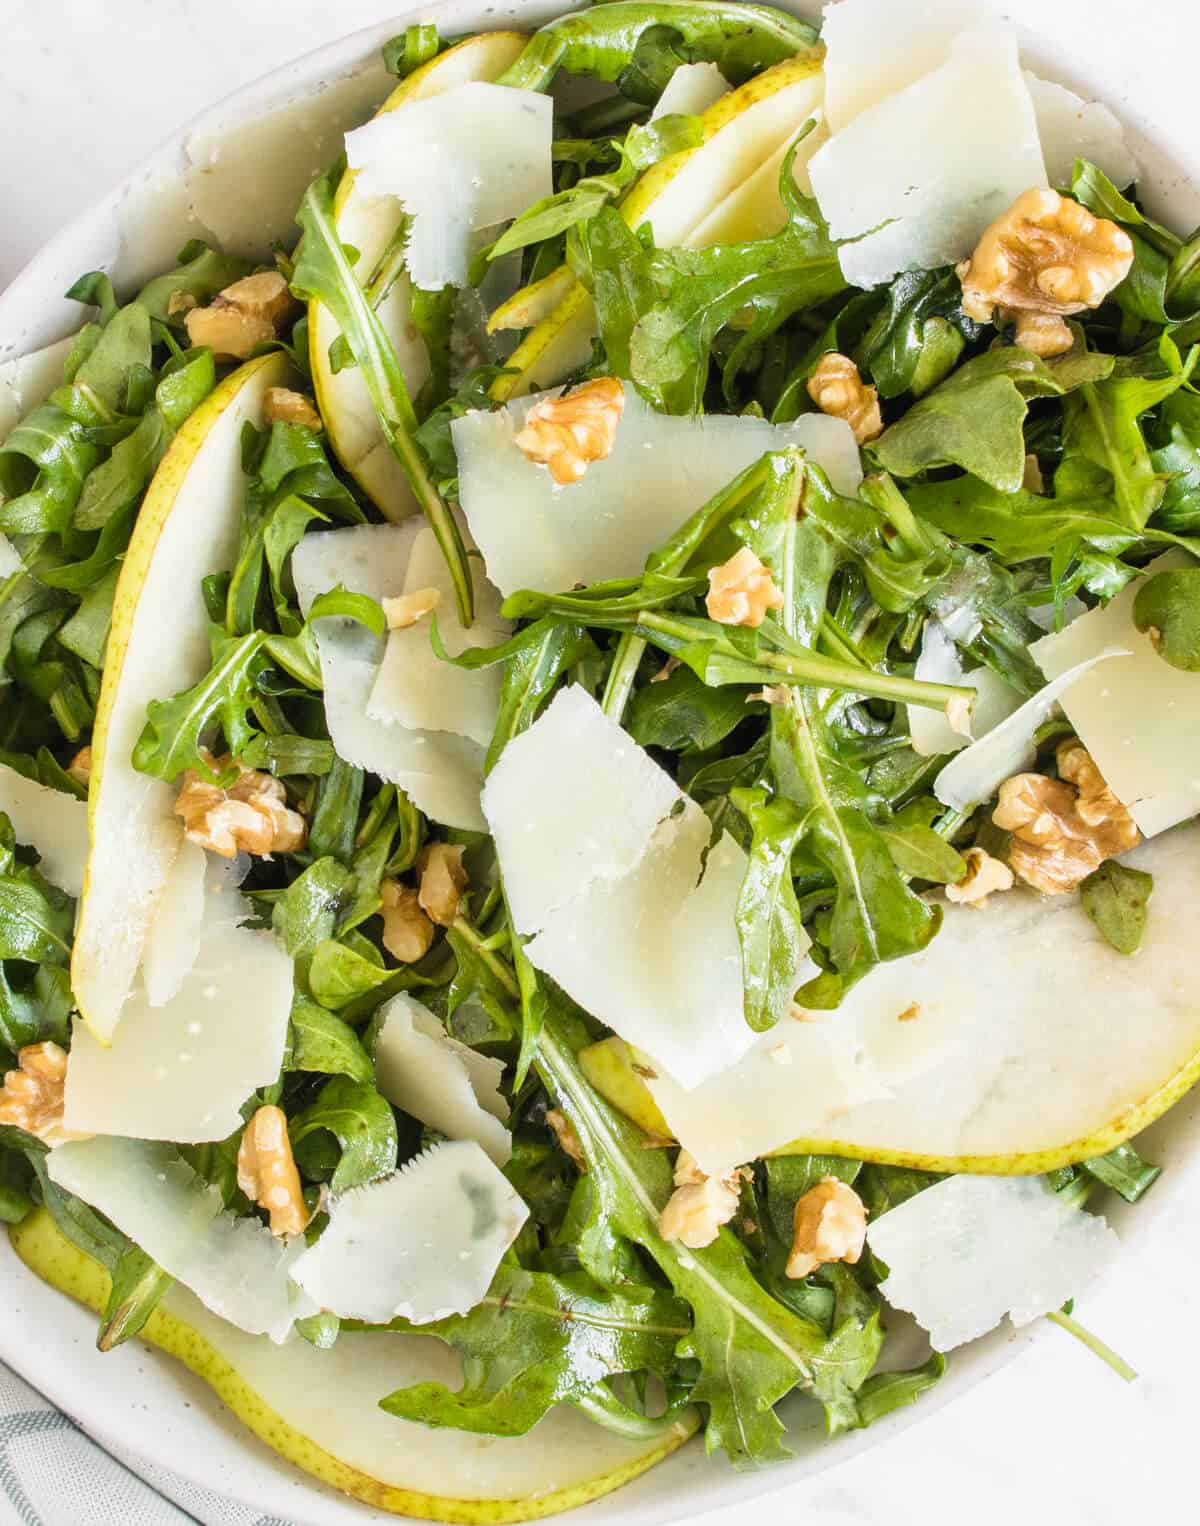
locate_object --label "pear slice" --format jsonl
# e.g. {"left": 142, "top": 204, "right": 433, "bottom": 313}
{"left": 12, "top": 1209, "right": 697, "bottom": 1521}
{"left": 645, "top": 819, "right": 1200, "bottom": 1179}
{"left": 491, "top": 55, "right": 825, "bottom": 401}
{"left": 309, "top": 30, "right": 528, "bottom": 523}
{"left": 71, "top": 350, "right": 292, "bottom": 1042}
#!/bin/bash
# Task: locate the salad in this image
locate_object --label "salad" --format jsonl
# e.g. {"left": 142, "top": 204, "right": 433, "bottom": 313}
{"left": 0, "top": 0, "right": 1198, "bottom": 1515}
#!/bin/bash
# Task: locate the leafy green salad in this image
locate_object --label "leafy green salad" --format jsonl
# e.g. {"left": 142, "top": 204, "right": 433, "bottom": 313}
{"left": 1, "top": 0, "right": 1199, "bottom": 1514}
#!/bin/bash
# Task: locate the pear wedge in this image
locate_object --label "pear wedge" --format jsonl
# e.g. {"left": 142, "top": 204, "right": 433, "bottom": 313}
{"left": 71, "top": 351, "right": 292, "bottom": 1043}
{"left": 490, "top": 53, "right": 824, "bottom": 401}
{"left": 309, "top": 31, "right": 528, "bottom": 523}
{"left": 11, "top": 1210, "right": 698, "bottom": 1522}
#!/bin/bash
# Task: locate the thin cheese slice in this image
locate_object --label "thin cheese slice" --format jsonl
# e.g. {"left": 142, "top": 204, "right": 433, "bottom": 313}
{"left": 1030, "top": 553, "right": 1200, "bottom": 836}
{"left": 375, "top": 994, "right": 511, "bottom": 1166}
{"left": 0, "top": 534, "right": 20, "bottom": 577}
{"left": 1025, "top": 73, "right": 1138, "bottom": 189}
{"left": 345, "top": 83, "right": 553, "bottom": 290}
{"left": 453, "top": 388, "right": 861, "bottom": 595}
{"left": 651, "top": 63, "right": 729, "bottom": 120}
{"left": 367, "top": 526, "right": 510, "bottom": 746}
{"left": 868, "top": 1175, "right": 1118, "bottom": 1351}
{"left": 291, "top": 523, "right": 488, "bottom": 830}
{"left": 908, "top": 621, "right": 1022, "bottom": 757}
{"left": 63, "top": 878, "right": 292, "bottom": 1144}
{"left": 291, "top": 1141, "right": 528, "bottom": 1324}
{"left": 810, "top": 26, "right": 1046, "bottom": 289}
{"left": 651, "top": 821, "right": 1200, "bottom": 1176}
{"left": 0, "top": 763, "right": 89, "bottom": 896}
{"left": 140, "top": 840, "right": 208, "bottom": 1008}
{"left": 482, "top": 684, "right": 685, "bottom": 935}
{"left": 0, "top": 335, "right": 76, "bottom": 444}
{"left": 48, "top": 1137, "right": 313, "bottom": 1342}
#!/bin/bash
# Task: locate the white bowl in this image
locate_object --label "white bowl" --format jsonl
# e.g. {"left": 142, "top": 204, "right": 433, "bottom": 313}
{"left": 0, "top": 2, "right": 1197, "bottom": 1522}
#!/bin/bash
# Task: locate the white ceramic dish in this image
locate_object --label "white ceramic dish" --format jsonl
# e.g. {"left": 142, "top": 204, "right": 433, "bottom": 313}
{"left": 0, "top": 1, "right": 1197, "bottom": 1521}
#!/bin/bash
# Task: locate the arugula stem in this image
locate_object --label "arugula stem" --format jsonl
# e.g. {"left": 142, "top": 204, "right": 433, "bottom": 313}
{"left": 571, "top": 1382, "right": 695, "bottom": 1440}
{"left": 601, "top": 633, "right": 646, "bottom": 720}
{"left": 450, "top": 915, "right": 520, "bottom": 1002}
{"left": 1046, "top": 1310, "right": 1137, "bottom": 1382}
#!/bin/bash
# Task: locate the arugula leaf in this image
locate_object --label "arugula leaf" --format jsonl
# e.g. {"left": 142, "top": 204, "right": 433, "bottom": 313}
{"left": 627, "top": 663, "right": 758, "bottom": 753}
{"left": 859, "top": 268, "right": 981, "bottom": 400}
{"left": 132, "top": 627, "right": 268, "bottom": 783}
{"left": 308, "top": 938, "right": 404, "bottom": 1015}
{"left": 382, "top": 22, "right": 441, "bottom": 78}
{"left": 1132, "top": 566, "right": 1200, "bottom": 669}
{"left": 379, "top": 1264, "right": 692, "bottom": 1436}
{"left": 876, "top": 800, "right": 967, "bottom": 885}
{"left": 495, "top": 1, "right": 818, "bottom": 93}
{"left": 1069, "top": 161, "right": 1175, "bottom": 323}
{"left": 1081, "top": 1140, "right": 1161, "bottom": 1202}
{"left": 287, "top": 997, "right": 375, "bottom": 1081}
{"left": 730, "top": 789, "right": 808, "bottom": 1032}
{"left": 854, "top": 1353, "right": 946, "bottom": 1427}
{"left": 0, "top": 823, "right": 74, "bottom": 965}
{"left": 0, "top": 404, "right": 100, "bottom": 534}
{"left": 271, "top": 857, "right": 354, "bottom": 972}
{"left": 1079, "top": 860, "right": 1153, "bottom": 955}
{"left": 289, "top": 1075, "right": 398, "bottom": 1192}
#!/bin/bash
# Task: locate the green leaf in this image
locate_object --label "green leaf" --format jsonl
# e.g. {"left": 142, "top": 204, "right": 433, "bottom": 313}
{"left": 876, "top": 802, "right": 966, "bottom": 885}
{"left": 1079, "top": 859, "right": 1153, "bottom": 955}
{"left": 289, "top": 1075, "right": 398, "bottom": 1191}
{"left": 57, "top": 564, "right": 119, "bottom": 669}
{"left": 1069, "top": 160, "right": 1174, "bottom": 322}
{"left": 271, "top": 857, "right": 354, "bottom": 969}
{"left": 0, "top": 853, "right": 74, "bottom": 965}
{"left": 308, "top": 938, "right": 401, "bottom": 1014}
{"left": 730, "top": 789, "right": 808, "bottom": 1032}
{"left": 287, "top": 997, "right": 375, "bottom": 1080}
{"left": 626, "top": 662, "right": 757, "bottom": 753}
{"left": 854, "top": 1353, "right": 945, "bottom": 1427}
{"left": 0, "top": 404, "right": 100, "bottom": 535}
{"left": 858, "top": 268, "right": 979, "bottom": 400}
{"left": 380, "top": 1264, "right": 691, "bottom": 1437}
{"left": 54, "top": 302, "right": 152, "bottom": 419}
{"left": 382, "top": 22, "right": 441, "bottom": 78}
{"left": 97, "top": 1247, "right": 174, "bottom": 1352}
{"left": 132, "top": 628, "right": 268, "bottom": 782}
{"left": 1081, "top": 1140, "right": 1161, "bottom": 1203}
{"left": 1132, "top": 566, "right": 1200, "bottom": 670}
{"left": 308, "top": 586, "right": 386, "bottom": 636}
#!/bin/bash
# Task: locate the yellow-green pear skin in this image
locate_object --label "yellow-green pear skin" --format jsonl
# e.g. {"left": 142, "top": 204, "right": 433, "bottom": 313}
{"left": 11, "top": 1210, "right": 697, "bottom": 1522}
{"left": 580, "top": 1039, "right": 674, "bottom": 1139}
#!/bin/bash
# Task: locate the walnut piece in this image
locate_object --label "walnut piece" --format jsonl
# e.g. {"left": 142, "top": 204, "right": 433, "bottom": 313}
{"left": 185, "top": 270, "right": 294, "bottom": 359}
{"left": 237, "top": 1104, "right": 309, "bottom": 1237}
{"left": 957, "top": 188, "right": 1134, "bottom": 358}
{"left": 0, "top": 1042, "right": 83, "bottom": 1147}
{"left": 807, "top": 351, "right": 883, "bottom": 443}
{"left": 705, "top": 546, "right": 784, "bottom": 629}
{"left": 657, "top": 1150, "right": 749, "bottom": 1250}
{"left": 263, "top": 387, "right": 322, "bottom": 430}
{"left": 786, "top": 1176, "right": 867, "bottom": 1280}
{"left": 993, "top": 739, "right": 1140, "bottom": 895}
{"left": 513, "top": 376, "right": 625, "bottom": 485}
{"left": 67, "top": 745, "right": 92, "bottom": 788}
{"left": 417, "top": 842, "right": 469, "bottom": 927}
{"left": 383, "top": 587, "right": 441, "bottom": 630}
{"left": 944, "top": 845, "right": 1015, "bottom": 906}
{"left": 175, "top": 754, "right": 306, "bottom": 859}
{"left": 546, "top": 1108, "right": 587, "bottom": 1172}
{"left": 380, "top": 878, "right": 435, "bottom": 962}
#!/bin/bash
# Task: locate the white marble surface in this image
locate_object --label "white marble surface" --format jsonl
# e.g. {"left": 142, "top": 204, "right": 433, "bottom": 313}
{"left": 0, "top": 3, "right": 1196, "bottom": 1524}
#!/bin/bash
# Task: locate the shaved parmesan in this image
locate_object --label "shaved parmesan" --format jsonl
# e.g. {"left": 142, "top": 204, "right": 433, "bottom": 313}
{"left": 291, "top": 1141, "right": 528, "bottom": 1324}
{"left": 1031, "top": 553, "right": 1200, "bottom": 836}
{"left": 908, "top": 621, "right": 1022, "bottom": 757}
{"left": 1025, "top": 73, "right": 1138, "bottom": 190}
{"left": 482, "top": 684, "right": 684, "bottom": 934}
{"left": 933, "top": 652, "right": 1124, "bottom": 812}
{"left": 0, "top": 535, "right": 20, "bottom": 577}
{"left": 0, "top": 335, "right": 76, "bottom": 443}
{"left": 345, "top": 83, "right": 552, "bottom": 290}
{"left": 375, "top": 994, "right": 511, "bottom": 1167}
{"left": 819, "top": 0, "right": 981, "bottom": 133}
{"left": 453, "top": 387, "right": 861, "bottom": 596}
{"left": 63, "top": 878, "right": 292, "bottom": 1144}
{"left": 651, "top": 63, "right": 729, "bottom": 120}
{"left": 0, "top": 764, "right": 88, "bottom": 897}
{"left": 810, "top": 27, "right": 1046, "bottom": 289}
{"left": 48, "top": 1137, "right": 313, "bottom": 1342}
{"left": 653, "top": 820, "right": 1200, "bottom": 1176}
{"left": 868, "top": 1175, "right": 1118, "bottom": 1351}
{"left": 291, "top": 523, "right": 488, "bottom": 830}
{"left": 367, "top": 526, "right": 510, "bottom": 746}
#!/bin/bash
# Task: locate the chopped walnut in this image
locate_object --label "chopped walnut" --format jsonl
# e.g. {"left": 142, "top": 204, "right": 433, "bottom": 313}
{"left": 0, "top": 1042, "right": 82, "bottom": 1147}
{"left": 67, "top": 745, "right": 92, "bottom": 788}
{"left": 957, "top": 188, "right": 1134, "bottom": 355}
{"left": 383, "top": 587, "right": 441, "bottom": 630}
{"left": 175, "top": 755, "right": 306, "bottom": 859}
{"left": 807, "top": 351, "right": 883, "bottom": 443}
{"left": 417, "top": 842, "right": 469, "bottom": 928}
{"left": 380, "top": 878, "right": 435, "bottom": 962}
{"left": 944, "top": 845, "right": 1015, "bottom": 906}
{"left": 513, "top": 377, "right": 625, "bottom": 485}
{"left": 546, "top": 1108, "right": 587, "bottom": 1172}
{"left": 993, "top": 739, "right": 1140, "bottom": 895}
{"left": 786, "top": 1176, "right": 867, "bottom": 1280}
{"left": 657, "top": 1150, "right": 749, "bottom": 1250}
{"left": 705, "top": 547, "right": 784, "bottom": 629}
{"left": 185, "top": 270, "right": 294, "bottom": 359}
{"left": 166, "top": 290, "right": 197, "bottom": 317}
{"left": 237, "top": 1104, "right": 309, "bottom": 1237}
{"left": 263, "top": 387, "right": 322, "bottom": 430}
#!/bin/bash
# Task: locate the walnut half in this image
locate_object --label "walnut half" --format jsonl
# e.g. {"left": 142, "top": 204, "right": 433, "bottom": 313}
{"left": 175, "top": 754, "right": 306, "bottom": 859}
{"left": 786, "top": 1176, "right": 867, "bottom": 1280}
{"left": 993, "top": 739, "right": 1140, "bottom": 894}
{"left": 185, "top": 271, "right": 294, "bottom": 360}
{"left": 237, "top": 1104, "right": 309, "bottom": 1237}
{"left": 957, "top": 188, "right": 1134, "bottom": 358}
{"left": 0, "top": 1042, "right": 82, "bottom": 1147}
{"left": 513, "top": 377, "right": 625, "bottom": 485}
{"left": 705, "top": 547, "right": 784, "bottom": 629}
{"left": 807, "top": 351, "right": 882, "bottom": 443}
{"left": 944, "top": 845, "right": 1015, "bottom": 907}
{"left": 380, "top": 878, "right": 435, "bottom": 963}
